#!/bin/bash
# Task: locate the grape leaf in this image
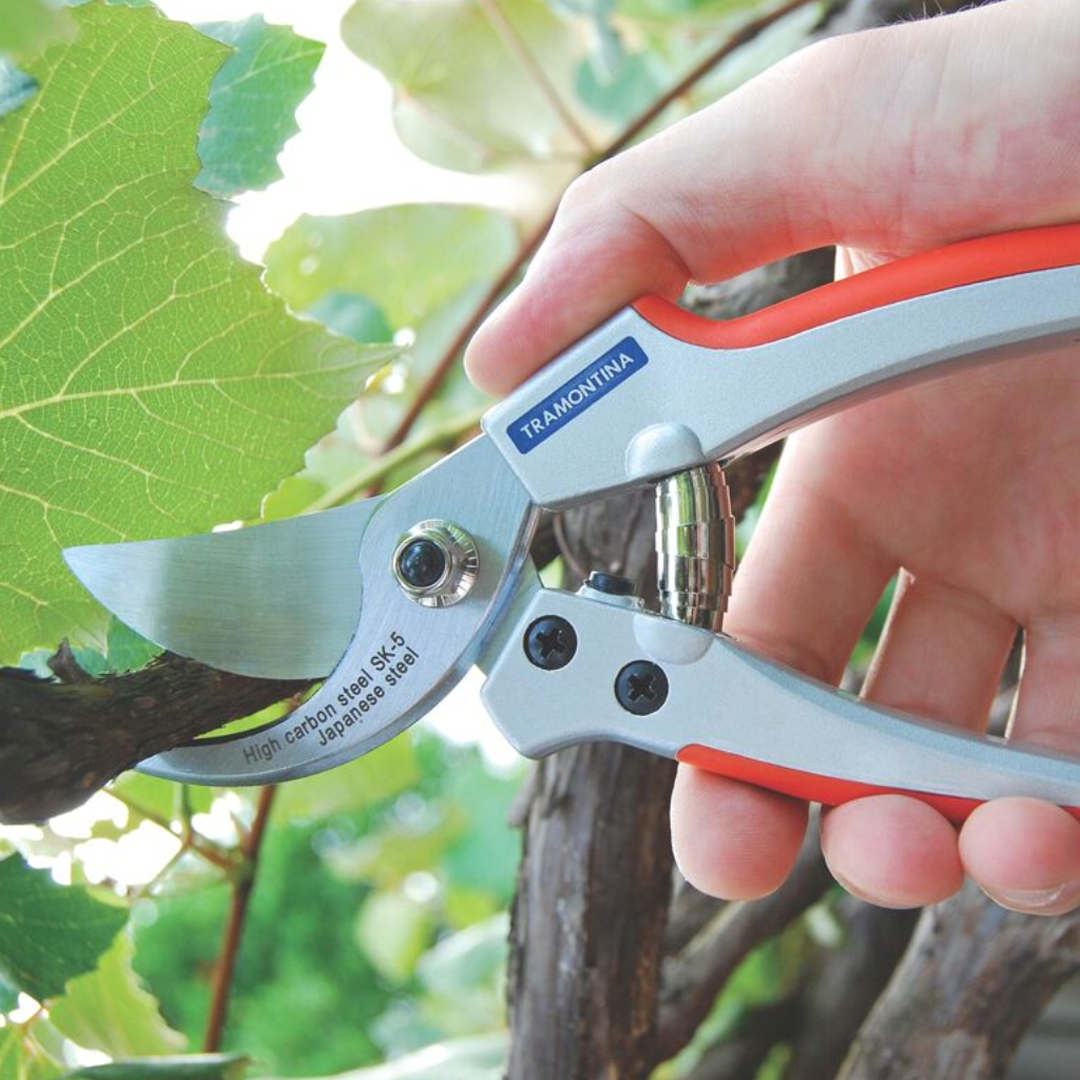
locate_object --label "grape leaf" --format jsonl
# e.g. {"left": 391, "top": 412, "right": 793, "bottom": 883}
{"left": 264, "top": 203, "right": 517, "bottom": 330}
{"left": 0, "top": 1, "right": 73, "bottom": 60}
{"left": 274, "top": 735, "right": 420, "bottom": 820}
{"left": 261, "top": 204, "right": 513, "bottom": 512}
{"left": 0, "top": 3, "right": 396, "bottom": 662}
{"left": 49, "top": 934, "right": 186, "bottom": 1057}
{"left": 196, "top": 17, "right": 323, "bottom": 198}
{"left": 0, "top": 854, "right": 127, "bottom": 1002}
{"left": 0, "top": 1030, "right": 18, "bottom": 1080}
{"left": 341, "top": 0, "right": 590, "bottom": 172}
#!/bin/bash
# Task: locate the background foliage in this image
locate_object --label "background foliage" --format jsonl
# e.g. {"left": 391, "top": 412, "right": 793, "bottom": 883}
{"left": 0, "top": 1, "right": 863, "bottom": 1078}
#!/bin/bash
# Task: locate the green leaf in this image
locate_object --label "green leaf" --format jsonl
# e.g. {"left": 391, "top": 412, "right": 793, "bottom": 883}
{"left": 417, "top": 914, "right": 508, "bottom": 996}
{"left": 0, "top": 3, "right": 396, "bottom": 663}
{"left": 275, "top": 735, "right": 420, "bottom": 821}
{"left": 103, "top": 619, "right": 160, "bottom": 673}
{"left": 0, "top": 854, "right": 127, "bottom": 1002}
{"left": 196, "top": 17, "right": 323, "bottom": 198}
{"left": 58, "top": 1056, "right": 247, "bottom": 1080}
{"left": 305, "top": 294, "right": 392, "bottom": 345}
{"left": 49, "top": 934, "right": 186, "bottom": 1057}
{"left": 355, "top": 891, "right": 432, "bottom": 983}
{"left": 0, "top": 1, "right": 74, "bottom": 60}
{"left": 574, "top": 50, "right": 661, "bottom": 124}
{"left": 341, "top": 0, "right": 589, "bottom": 172}
{"left": 67, "top": 617, "right": 159, "bottom": 677}
{"left": 0, "top": 1029, "right": 19, "bottom": 1080}
{"left": 261, "top": 204, "right": 512, "bottom": 510}
{"left": 265, "top": 204, "right": 517, "bottom": 331}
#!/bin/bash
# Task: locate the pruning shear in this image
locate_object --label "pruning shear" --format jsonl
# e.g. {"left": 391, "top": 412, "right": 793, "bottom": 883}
{"left": 64, "top": 223, "right": 1080, "bottom": 821}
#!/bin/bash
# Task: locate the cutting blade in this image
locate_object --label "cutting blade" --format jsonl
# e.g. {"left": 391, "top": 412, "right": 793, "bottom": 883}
{"left": 63, "top": 498, "right": 383, "bottom": 680}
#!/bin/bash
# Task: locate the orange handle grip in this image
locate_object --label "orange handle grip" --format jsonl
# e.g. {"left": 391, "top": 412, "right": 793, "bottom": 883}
{"left": 677, "top": 743, "right": 1080, "bottom": 824}
{"left": 633, "top": 222, "right": 1080, "bottom": 350}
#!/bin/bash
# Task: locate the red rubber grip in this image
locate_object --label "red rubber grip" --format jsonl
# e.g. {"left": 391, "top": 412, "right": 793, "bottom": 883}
{"left": 633, "top": 223, "right": 1080, "bottom": 349}
{"left": 676, "top": 744, "right": 1080, "bottom": 824}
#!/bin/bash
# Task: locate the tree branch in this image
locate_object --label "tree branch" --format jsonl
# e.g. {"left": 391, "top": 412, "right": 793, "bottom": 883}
{"left": 0, "top": 652, "right": 307, "bottom": 824}
{"left": 684, "top": 997, "right": 803, "bottom": 1080}
{"left": 784, "top": 897, "right": 918, "bottom": 1080}
{"left": 839, "top": 883, "right": 1080, "bottom": 1080}
{"left": 653, "top": 837, "right": 832, "bottom": 1064}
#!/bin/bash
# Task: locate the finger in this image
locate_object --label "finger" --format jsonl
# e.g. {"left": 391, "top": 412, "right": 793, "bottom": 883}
{"left": 669, "top": 447, "right": 894, "bottom": 900}
{"left": 957, "top": 616, "right": 1080, "bottom": 914}
{"left": 960, "top": 799, "right": 1080, "bottom": 915}
{"left": 861, "top": 571, "right": 1016, "bottom": 732}
{"left": 820, "top": 572, "right": 1015, "bottom": 907}
{"left": 725, "top": 445, "right": 895, "bottom": 684}
{"left": 1007, "top": 615, "right": 1080, "bottom": 751}
{"left": 821, "top": 797, "right": 963, "bottom": 909}
{"left": 670, "top": 766, "right": 807, "bottom": 900}
{"left": 466, "top": 0, "right": 1080, "bottom": 394}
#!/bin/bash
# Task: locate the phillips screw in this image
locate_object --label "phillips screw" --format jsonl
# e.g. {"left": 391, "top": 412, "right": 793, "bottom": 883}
{"left": 523, "top": 616, "right": 578, "bottom": 671}
{"left": 614, "top": 661, "right": 669, "bottom": 715}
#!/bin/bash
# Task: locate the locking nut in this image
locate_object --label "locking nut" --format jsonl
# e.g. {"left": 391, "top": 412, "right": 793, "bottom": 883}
{"left": 392, "top": 521, "right": 479, "bottom": 607}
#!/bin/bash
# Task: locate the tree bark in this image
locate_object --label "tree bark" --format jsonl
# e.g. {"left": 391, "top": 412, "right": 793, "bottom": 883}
{"left": 839, "top": 882, "right": 1080, "bottom": 1080}
{"left": 0, "top": 649, "right": 306, "bottom": 823}
{"left": 505, "top": 249, "right": 837, "bottom": 1080}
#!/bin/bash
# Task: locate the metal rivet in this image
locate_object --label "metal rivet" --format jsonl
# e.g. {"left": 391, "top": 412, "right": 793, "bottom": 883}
{"left": 614, "top": 660, "right": 668, "bottom": 715}
{"left": 524, "top": 616, "right": 577, "bottom": 671}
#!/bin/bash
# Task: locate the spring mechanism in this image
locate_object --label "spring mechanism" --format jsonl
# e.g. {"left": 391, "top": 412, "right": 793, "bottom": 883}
{"left": 655, "top": 463, "right": 735, "bottom": 632}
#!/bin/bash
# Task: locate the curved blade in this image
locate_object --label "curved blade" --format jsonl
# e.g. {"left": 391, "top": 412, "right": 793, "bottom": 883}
{"left": 63, "top": 498, "right": 383, "bottom": 679}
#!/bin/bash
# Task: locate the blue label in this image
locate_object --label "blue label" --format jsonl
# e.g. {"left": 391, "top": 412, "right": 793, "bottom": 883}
{"left": 507, "top": 337, "right": 649, "bottom": 454}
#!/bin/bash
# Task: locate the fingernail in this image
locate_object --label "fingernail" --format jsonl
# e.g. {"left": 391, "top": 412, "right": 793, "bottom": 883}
{"left": 828, "top": 865, "right": 920, "bottom": 911}
{"left": 989, "top": 879, "right": 1080, "bottom": 913}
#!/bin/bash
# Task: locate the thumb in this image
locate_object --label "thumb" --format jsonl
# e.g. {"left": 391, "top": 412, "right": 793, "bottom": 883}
{"left": 464, "top": 0, "right": 1080, "bottom": 395}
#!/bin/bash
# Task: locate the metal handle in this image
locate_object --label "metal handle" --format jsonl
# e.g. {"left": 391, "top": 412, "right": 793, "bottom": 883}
{"left": 480, "top": 585, "right": 1080, "bottom": 821}
{"left": 483, "top": 224, "right": 1080, "bottom": 510}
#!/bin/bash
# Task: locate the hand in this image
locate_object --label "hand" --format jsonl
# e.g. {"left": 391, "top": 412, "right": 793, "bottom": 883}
{"left": 466, "top": 0, "right": 1080, "bottom": 914}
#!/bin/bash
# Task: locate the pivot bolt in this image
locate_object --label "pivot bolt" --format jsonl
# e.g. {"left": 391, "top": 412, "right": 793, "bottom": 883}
{"left": 615, "top": 661, "right": 668, "bottom": 715}
{"left": 397, "top": 537, "right": 447, "bottom": 590}
{"left": 392, "top": 521, "right": 479, "bottom": 608}
{"left": 524, "top": 616, "right": 577, "bottom": 671}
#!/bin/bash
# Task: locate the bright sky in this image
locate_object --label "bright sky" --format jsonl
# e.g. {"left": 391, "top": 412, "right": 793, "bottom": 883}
{"left": 158, "top": 0, "right": 513, "bottom": 261}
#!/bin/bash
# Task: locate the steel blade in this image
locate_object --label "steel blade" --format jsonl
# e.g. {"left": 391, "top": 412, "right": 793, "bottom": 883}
{"left": 63, "top": 498, "right": 383, "bottom": 679}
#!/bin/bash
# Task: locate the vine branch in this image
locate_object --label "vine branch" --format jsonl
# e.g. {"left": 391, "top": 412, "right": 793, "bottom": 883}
{"left": 204, "top": 784, "right": 278, "bottom": 1053}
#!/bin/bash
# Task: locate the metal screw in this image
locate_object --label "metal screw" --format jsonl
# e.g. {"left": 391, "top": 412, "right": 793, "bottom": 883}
{"left": 614, "top": 661, "right": 668, "bottom": 715}
{"left": 524, "top": 616, "right": 577, "bottom": 671}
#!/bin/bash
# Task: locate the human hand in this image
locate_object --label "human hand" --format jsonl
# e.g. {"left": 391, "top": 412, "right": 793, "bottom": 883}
{"left": 465, "top": 0, "right": 1080, "bottom": 914}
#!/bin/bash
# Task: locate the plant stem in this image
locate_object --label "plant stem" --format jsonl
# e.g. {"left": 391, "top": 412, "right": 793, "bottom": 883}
{"left": 379, "top": 0, "right": 819, "bottom": 455}
{"left": 476, "top": 0, "right": 596, "bottom": 155}
{"left": 203, "top": 784, "right": 277, "bottom": 1053}
{"left": 317, "top": 403, "right": 487, "bottom": 511}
